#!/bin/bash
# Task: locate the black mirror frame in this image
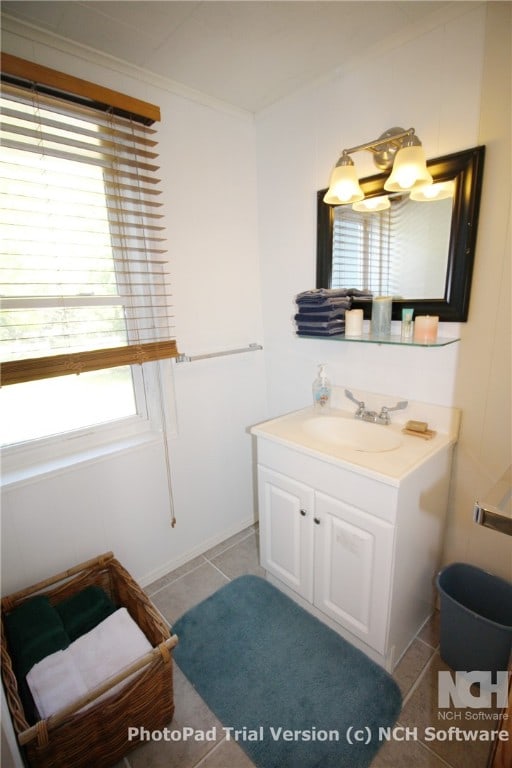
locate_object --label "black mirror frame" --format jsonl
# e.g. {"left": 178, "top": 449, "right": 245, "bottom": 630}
{"left": 316, "top": 145, "right": 485, "bottom": 322}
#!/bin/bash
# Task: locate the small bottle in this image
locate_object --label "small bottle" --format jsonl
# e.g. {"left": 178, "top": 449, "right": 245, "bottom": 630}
{"left": 401, "top": 308, "right": 414, "bottom": 342}
{"left": 312, "top": 364, "right": 331, "bottom": 411}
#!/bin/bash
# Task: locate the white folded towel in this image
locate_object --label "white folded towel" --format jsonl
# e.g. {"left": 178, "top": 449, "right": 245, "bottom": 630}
{"left": 27, "top": 647, "right": 89, "bottom": 716}
{"left": 27, "top": 607, "right": 152, "bottom": 719}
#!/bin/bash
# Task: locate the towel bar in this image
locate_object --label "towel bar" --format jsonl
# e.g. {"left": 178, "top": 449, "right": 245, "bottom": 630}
{"left": 175, "top": 343, "right": 262, "bottom": 363}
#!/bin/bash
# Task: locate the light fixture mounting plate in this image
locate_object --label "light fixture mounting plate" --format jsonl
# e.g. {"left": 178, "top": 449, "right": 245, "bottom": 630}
{"left": 372, "top": 126, "right": 410, "bottom": 171}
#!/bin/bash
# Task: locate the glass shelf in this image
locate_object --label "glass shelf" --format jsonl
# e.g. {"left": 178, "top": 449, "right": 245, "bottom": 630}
{"left": 298, "top": 333, "right": 460, "bottom": 347}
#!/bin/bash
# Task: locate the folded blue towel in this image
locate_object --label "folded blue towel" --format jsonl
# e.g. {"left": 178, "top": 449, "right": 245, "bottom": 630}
{"left": 296, "top": 327, "right": 344, "bottom": 337}
{"left": 296, "top": 319, "right": 345, "bottom": 332}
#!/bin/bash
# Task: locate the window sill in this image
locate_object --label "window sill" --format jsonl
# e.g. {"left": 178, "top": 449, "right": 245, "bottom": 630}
{"left": 1, "top": 430, "right": 163, "bottom": 490}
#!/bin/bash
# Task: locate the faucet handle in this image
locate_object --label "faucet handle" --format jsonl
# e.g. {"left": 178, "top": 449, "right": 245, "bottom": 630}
{"left": 345, "top": 389, "right": 365, "bottom": 408}
{"left": 381, "top": 400, "right": 408, "bottom": 414}
{"left": 379, "top": 400, "right": 408, "bottom": 424}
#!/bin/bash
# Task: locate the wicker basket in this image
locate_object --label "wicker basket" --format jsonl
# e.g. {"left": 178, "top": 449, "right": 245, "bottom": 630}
{"left": 1, "top": 552, "right": 177, "bottom": 768}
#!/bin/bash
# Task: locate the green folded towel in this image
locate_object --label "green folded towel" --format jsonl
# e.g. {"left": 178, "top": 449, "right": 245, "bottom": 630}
{"left": 4, "top": 595, "right": 69, "bottom": 678}
{"left": 55, "top": 585, "right": 116, "bottom": 641}
{"left": 4, "top": 586, "right": 117, "bottom": 725}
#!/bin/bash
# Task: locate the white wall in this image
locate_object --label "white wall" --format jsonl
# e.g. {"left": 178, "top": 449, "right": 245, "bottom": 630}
{"left": 256, "top": 3, "right": 511, "bottom": 579}
{"left": 1, "top": 21, "right": 267, "bottom": 594}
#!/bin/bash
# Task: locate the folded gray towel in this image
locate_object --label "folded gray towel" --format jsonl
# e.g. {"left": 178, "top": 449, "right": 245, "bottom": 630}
{"left": 295, "top": 309, "right": 347, "bottom": 322}
{"left": 296, "top": 298, "right": 352, "bottom": 312}
{"left": 295, "top": 288, "right": 372, "bottom": 307}
{"left": 295, "top": 288, "right": 350, "bottom": 304}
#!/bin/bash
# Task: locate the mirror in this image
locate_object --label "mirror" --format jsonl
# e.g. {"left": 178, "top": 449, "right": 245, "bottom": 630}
{"left": 316, "top": 146, "right": 485, "bottom": 321}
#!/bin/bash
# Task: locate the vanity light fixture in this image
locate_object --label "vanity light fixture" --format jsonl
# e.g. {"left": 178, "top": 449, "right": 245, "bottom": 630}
{"left": 324, "top": 126, "right": 433, "bottom": 205}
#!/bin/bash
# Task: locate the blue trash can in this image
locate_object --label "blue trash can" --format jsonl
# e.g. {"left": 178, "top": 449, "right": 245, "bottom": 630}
{"left": 436, "top": 562, "right": 512, "bottom": 675}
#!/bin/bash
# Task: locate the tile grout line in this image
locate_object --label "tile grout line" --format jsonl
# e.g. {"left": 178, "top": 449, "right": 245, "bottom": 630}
{"left": 416, "top": 739, "right": 457, "bottom": 768}
{"left": 393, "top": 649, "right": 459, "bottom": 768}
{"left": 206, "top": 558, "right": 235, "bottom": 583}
{"left": 149, "top": 543, "right": 247, "bottom": 630}
{"left": 147, "top": 556, "right": 210, "bottom": 598}
{"left": 400, "top": 648, "right": 440, "bottom": 709}
{"left": 203, "top": 526, "right": 257, "bottom": 563}
{"left": 415, "top": 633, "right": 440, "bottom": 652}
{"left": 193, "top": 737, "right": 228, "bottom": 767}
{"left": 148, "top": 525, "right": 257, "bottom": 598}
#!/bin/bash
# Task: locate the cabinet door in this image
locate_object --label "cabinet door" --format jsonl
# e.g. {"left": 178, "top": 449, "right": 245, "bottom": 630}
{"left": 313, "top": 491, "right": 394, "bottom": 654}
{"left": 258, "top": 466, "right": 314, "bottom": 602}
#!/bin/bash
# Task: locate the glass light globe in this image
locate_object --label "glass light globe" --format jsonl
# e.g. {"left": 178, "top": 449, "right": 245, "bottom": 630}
{"left": 385, "top": 145, "right": 432, "bottom": 192}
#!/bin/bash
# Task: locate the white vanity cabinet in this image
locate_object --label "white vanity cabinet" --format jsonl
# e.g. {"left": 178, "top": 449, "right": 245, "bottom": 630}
{"left": 252, "top": 409, "right": 457, "bottom": 672}
{"left": 258, "top": 466, "right": 393, "bottom": 655}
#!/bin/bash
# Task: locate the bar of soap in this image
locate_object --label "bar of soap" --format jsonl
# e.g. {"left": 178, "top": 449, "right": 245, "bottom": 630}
{"left": 405, "top": 420, "right": 428, "bottom": 433}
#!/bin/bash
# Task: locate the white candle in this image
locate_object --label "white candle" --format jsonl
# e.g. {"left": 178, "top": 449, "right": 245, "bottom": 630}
{"left": 414, "top": 315, "right": 439, "bottom": 343}
{"left": 345, "top": 309, "right": 364, "bottom": 337}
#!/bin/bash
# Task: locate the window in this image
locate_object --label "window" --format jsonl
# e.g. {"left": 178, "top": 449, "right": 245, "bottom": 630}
{"left": 331, "top": 201, "right": 398, "bottom": 296}
{"left": 0, "top": 55, "right": 177, "bottom": 448}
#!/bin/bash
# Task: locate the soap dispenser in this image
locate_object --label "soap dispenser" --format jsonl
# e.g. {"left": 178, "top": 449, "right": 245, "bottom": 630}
{"left": 312, "top": 364, "right": 331, "bottom": 411}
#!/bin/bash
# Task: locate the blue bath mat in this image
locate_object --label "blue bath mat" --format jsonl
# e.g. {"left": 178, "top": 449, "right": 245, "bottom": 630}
{"left": 173, "top": 575, "right": 401, "bottom": 767}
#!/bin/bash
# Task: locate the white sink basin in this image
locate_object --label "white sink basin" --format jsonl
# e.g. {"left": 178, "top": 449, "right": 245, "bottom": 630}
{"left": 301, "top": 415, "right": 403, "bottom": 453}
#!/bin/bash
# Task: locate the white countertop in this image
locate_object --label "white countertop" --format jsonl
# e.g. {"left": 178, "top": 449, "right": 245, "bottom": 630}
{"left": 250, "top": 405, "right": 459, "bottom": 485}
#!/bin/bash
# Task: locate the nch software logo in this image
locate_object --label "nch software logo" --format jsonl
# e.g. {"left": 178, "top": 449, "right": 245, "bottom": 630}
{"left": 438, "top": 670, "right": 509, "bottom": 709}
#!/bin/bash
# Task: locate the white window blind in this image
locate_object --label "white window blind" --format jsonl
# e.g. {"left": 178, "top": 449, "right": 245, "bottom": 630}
{"left": 0, "top": 55, "right": 177, "bottom": 386}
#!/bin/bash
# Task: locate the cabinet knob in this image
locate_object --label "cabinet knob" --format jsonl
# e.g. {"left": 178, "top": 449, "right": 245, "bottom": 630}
{"left": 314, "top": 517, "right": 321, "bottom": 525}
{"left": 300, "top": 509, "right": 307, "bottom": 517}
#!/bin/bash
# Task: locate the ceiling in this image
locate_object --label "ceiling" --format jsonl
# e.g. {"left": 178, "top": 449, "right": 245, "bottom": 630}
{"left": 3, "top": 1, "right": 475, "bottom": 112}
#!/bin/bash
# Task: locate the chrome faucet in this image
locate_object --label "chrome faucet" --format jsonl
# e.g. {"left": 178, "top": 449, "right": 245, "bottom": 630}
{"left": 345, "top": 389, "right": 408, "bottom": 425}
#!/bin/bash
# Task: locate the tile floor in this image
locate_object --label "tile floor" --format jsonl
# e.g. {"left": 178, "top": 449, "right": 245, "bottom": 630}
{"left": 118, "top": 524, "right": 496, "bottom": 768}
